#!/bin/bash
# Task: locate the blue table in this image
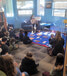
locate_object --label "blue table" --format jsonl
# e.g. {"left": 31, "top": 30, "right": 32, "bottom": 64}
{"left": 40, "top": 23, "right": 54, "bottom": 30}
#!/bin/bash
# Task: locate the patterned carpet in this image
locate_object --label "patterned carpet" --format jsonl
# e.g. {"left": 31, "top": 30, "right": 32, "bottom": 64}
{"left": 29, "top": 31, "right": 66, "bottom": 48}
{"left": 16, "top": 31, "right": 66, "bottom": 48}
{"left": 11, "top": 42, "right": 56, "bottom": 76}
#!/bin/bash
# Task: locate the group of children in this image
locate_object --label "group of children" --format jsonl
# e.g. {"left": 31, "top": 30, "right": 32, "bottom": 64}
{"left": 0, "top": 28, "right": 39, "bottom": 75}
{"left": 0, "top": 26, "right": 65, "bottom": 76}
{"left": 0, "top": 51, "right": 64, "bottom": 76}
{"left": 19, "top": 30, "right": 65, "bottom": 76}
{"left": 20, "top": 29, "right": 65, "bottom": 57}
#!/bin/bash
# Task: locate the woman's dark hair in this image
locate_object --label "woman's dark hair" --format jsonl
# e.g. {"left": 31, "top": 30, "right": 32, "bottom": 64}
{"left": 30, "top": 14, "right": 34, "bottom": 19}
{"left": 0, "top": 55, "right": 17, "bottom": 76}
{"left": 55, "top": 53, "right": 64, "bottom": 67}
{"left": 55, "top": 31, "right": 62, "bottom": 41}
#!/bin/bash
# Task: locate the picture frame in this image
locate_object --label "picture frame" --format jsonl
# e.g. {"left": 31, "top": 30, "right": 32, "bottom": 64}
{"left": 46, "top": 1, "right": 52, "bottom": 8}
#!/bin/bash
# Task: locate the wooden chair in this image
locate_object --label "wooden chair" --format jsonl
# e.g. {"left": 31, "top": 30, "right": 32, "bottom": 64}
{"left": 63, "top": 41, "right": 67, "bottom": 76}
{"left": 63, "top": 19, "right": 67, "bottom": 76}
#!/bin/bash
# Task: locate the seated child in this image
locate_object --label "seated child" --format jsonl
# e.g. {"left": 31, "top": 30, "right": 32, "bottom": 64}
{"left": 49, "top": 34, "right": 55, "bottom": 48}
{"left": 19, "top": 29, "right": 24, "bottom": 41}
{"left": 1, "top": 37, "right": 9, "bottom": 55}
{"left": 20, "top": 52, "right": 39, "bottom": 75}
{"left": 23, "top": 31, "right": 32, "bottom": 44}
{"left": 48, "top": 31, "right": 64, "bottom": 56}
{"left": 0, "top": 54, "right": 29, "bottom": 76}
{"left": 50, "top": 53, "right": 64, "bottom": 76}
{"left": 0, "top": 70, "right": 6, "bottom": 76}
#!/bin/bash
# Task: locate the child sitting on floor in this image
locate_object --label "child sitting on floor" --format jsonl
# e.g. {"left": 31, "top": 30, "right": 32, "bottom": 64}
{"left": 19, "top": 29, "right": 24, "bottom": 41}
{"left": 50, "top": 53, "right": 64, "bottom": 76}
{"left": 0, "top": 54, "right": 29, "bottom": 76}
{"left": 23, "top": 31, "right": 32, "bottom": 44}
{"left": 49, "top": 34, "right": 55, "bottom": 47}
{"left": 20, "top": 52, "right": 39, "bottom": 75}
{"left": 48, "top": 31, "right": 64, "bottom": 56}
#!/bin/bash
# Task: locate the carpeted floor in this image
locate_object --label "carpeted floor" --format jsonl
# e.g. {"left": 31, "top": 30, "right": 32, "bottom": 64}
{"left": 11, "top": 42, "right": 56, "bottom": 76}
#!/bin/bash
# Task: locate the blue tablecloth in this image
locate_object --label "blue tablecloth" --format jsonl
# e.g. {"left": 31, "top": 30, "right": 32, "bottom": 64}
{"left": 40, "top": 23, "right": 54, "bottom": 26}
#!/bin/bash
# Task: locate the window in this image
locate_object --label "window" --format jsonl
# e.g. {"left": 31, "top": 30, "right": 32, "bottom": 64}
{"left": 6, "top": 0, "right": 14, "bottom": 17}
{"left": 17, "top": 0, "right": 33, "bottom": 15}
{"left": 54, "top": 2, "right": 67, "bottom": 9}
{"left": 37, "top": 0, "right": 45, "bottom": 16}
{"left": 53, "top": 10, "right": 65, "bottom": 17}
{"left": 53, "top": 1, "right": 67, "bottom": 17}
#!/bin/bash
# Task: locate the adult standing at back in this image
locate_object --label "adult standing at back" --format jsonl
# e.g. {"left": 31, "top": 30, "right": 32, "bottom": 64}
{"left": 30, "top": 15, "right": 38, "bottom": 33}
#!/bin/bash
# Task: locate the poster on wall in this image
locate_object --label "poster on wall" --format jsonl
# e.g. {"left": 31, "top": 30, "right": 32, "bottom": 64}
{"left": 46, "top": 1, "right": 52, "bottom": 8}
